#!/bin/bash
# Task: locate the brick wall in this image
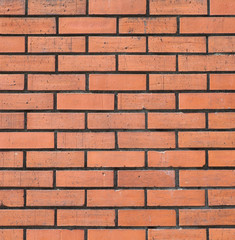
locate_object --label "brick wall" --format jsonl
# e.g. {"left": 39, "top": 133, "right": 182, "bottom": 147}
{"left": 0, "top": 0, "right": 235, "bottom": 239}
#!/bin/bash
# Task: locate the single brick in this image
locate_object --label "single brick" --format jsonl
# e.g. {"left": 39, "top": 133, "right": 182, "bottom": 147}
{"left": 0, "top": 18, "right": 56, "bottom": 34}
{"left": 0, "top": 190, "right": 24, "bottom": 207}
{"left": 28, "top": 37, "right": 85, "bottom": 53}
{"left": 209, "top": 229, "right": 235, "bottom": 240}
{"left": 0, "top": 113, "right": 24, "bottom": 129}
{"left": 89, "top": 74, "right": 146, "bottom": 91}
{"left": 179, "top": 131, "right": 235, "bottom": 148}
{"left": 210, "top": 0, "right": 235, "bottom": 15}
{"left": 58, "top": 55, "right": 115, "bottom": 71}
{"left": 0, "top": 0, "right": 25, "bottom": 15}
{"left": 0, "top": 132, "right": 54, "bottom": 149}
{"left": 149, "top": 74, "right": 207, "bottom": 90}
{"left": 0, "top": 230, "right": 23, "bottom": 240}
{"left": 208, "top": 190, "right": 235, "bottom": 206}
{"left": 119, "top": 55, "right": 176, "bottom": 71}
{"left": 88, "top": 113, "right": 145, "bottom": 129}
{"left": 0, "top": 74, "right": 24, "bottom": 90}
{"left": 118, "top": 209, "right": 176, "bottom": 226}
{"left": 57, "top": 210, "right": 115, "bottom": 226}
{"left": 210, "top": 74, "right": 235, "bottom": 90}
{"left": 59, "top": 17, "right": 116, "bottom": 34}
{"left": 209, "top": 36, "right": 235, "bottom": 53}
{"left": 148, "top": 150, "right": 205, "bottom": 168}
{"left": 119, "top": 17, "right": 177, "bottom": 34}
{"left": 87, "top": 151, "right": 145, "bottom": 168}
{"left": 209, "top": 113, "right": 235, "bottom": 129}
{"left": 179, "top": 209, "right": 235, "bottom": 226}
{"left": 180, "top": 170, "right": 235, "bottom": 187}
{"left": 179, "top": 93, "right": 235, "bottom": 109}
{"left": 118, "top": 170, "right": 175, "bottom": 187}
{"left": 57, "top": 93, "right": 114, "bottom": 110}
{"left": 28, "top": 74, "right": 85, "bottom": 91}
{"left": 56, "top": 170, "right": 113, "bottom": 187}
{"left": 28, "top": 0, "right": 86, "bottom": 15}
{"left": 0, "top": 55, "right": 55, "bottom": 72}
{"left": 27, "top": 151, "right": 84, "bottom": 168}
{"left": 26, "top": 190, "right": 85, "bottom": 206}
{"left": 148, "top": 112, "right": 205, "bottom": 129}
{"left": 89, "top": 0, "right": 146, "bottom": 14}
{"left": 150, "top": 0, "right": 207, "bottom": 15}
{"left": 0, "top": 152, "right": 23, "bottom": 168}
{"left": 148, "top": 190, "right": 205, "bottom": 206}
{"left": 149, "top": 37, "right": 206, "bottom": 53}
{"left": 0, "top": 171, "right": 53, "bottom": 187}
{"left": 0, "top": 37, "right": 25, "bottom": 52}
{"left": 118, "top": 93, "right": 175, "bottom": 110}
{"left": 89, "top": 37, "right": 146, "bottom": 52}
{"left": 0, "top": 210, "right": 54, "bottom": 226}
{"left": 180, "top": 17, "right": 235, "bottom": 34}
{"left": 27, "top": 113, "right": 85, "bottom": 129}
{"left": 209, "top": 150, "right": 235, "bottom": 167}
{"left": 118, "top": 132, "right": 175, "bottom": 149}
{"left": 57, "top": 132, "right": 115, "bottom": 149}
{"left": 87, "top": 190, "right": 144, "bottom": 207}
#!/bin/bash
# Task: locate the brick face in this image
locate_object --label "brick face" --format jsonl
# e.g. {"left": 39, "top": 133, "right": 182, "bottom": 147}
{"left": 0, "top": 1, "right": 235, "bottom": 239}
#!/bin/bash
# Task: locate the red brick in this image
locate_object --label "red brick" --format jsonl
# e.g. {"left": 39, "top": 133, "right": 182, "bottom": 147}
{"left": 118, "top": 209, "right": 176, "bottom": 226}
{"left": 88, "top": 229, "right": 145, "bottom": 240}
{"left": 28, "top": 74, "right": 85, "bottom": 91}
{"left": 27, "top": 113, "right": 85, "bottom": 129}
{"left": 148, "top": 113, "right": 205, "bottom": 129}
{"left": 210, "top": 229, "right": 235, "bottom": 240}
{"left": 0, "top": 55, "right": 55, "bottom": 72}
{"left": 119, "top": 55, "right": 176, "bottom": 71}
{"left": 0, "top": 113, "right": 24, "bottom": 129}
{"left": 0, "top": 0, "right": 25, "bottom": 15}
{"left": 59, "top": 55, "right": 115, "bottom": 71}
{"left": 210, "top": 0, "right": 235, "bottom": 15}
{"left": 149, "top": 74, "right": 207, "bottom": 90}
{"left": 0, "top": 171, "right": 53, "bottom": 187}
{"left": 27, "top": 230, "right": 84, "bottom": 240}
{"left": 179, "top": 131, "right": 235, "bottom": 148}
{"left": 27, "top": 190, "right": 85, "bottom": 206}
{"left": 87, "top": 151, "right": 145, "bottom": 168}
{"left": 89, "top": 37, "right": 146, "bottom": 52}
{"left": 149, "top": 37, "right": 206, "bottom": 53}
{"left": 0, "top": 18, "right": 56, "bottom": 34}
{"left": 150, "top": 0, "right": 207, "bottom": 15}
{"left": 209, "top": 150, "right": 235, "bottom": 167}
{"left": 28, "top": 37, "right": 85, "bottom": 53}
{"left": 119, "top": 17, "right": 177, "bottom": 34}
{"left": 118, "top": 132, "right": 175, "bottom": 149}
{"left": 148, "top": 229, "right": 206, "bottom": 240}
{"left": 0, "top": 190, "right": 24, "bottom": 207}
{"left": 0, "top": 230, "right": 23, "bottom": 240}
{"left": 118, "top": 93, "right": 175, "bottom": 110}
{"left": 0, "top": 132, "right": 54, "bottom": 149}
{"left": 179, "top": 55, "right": 235, "bottom": 71}
{"left": 180, "top": 17, "right": 235, "bottom": 34}
{"left": 27, "top": 151, "right": 84, "bottom": 168}
{"left": 0, "top": 210, "right": 54, "bottom": 226}
{"left": 208, "top": 190, "right": 235, "bottom": 206}
{"left": 180, "top": 209, "right": 235, "bottom": 226}
{"left": 88, "top": 113, "right": 145, "bottom": 129}
{"left": 57, "top": 210, "right": 115, "bottom": 226}
{"left": 209, "top": 36, "right": 235, "bottom": 53}
{"left": 148, "top": 150, "right": 205, "bottom": 167}
{"left": 210, "top": 74, "right": 235, "bottom": 90}
{"left": 89, "top": 74, "right": 146, "bottom": 91}
{"left": 0, "top": 37, "right": 25, "bottom": 52}
{"left": 57, "top": 93, "right": 114, "bottom": 110}
{"left": 180, "top": 170, "right": 235, "bottom": 187}
{"left": 59, "top": 17, "right": 116, "bottom": 34}
{"left": 56, "top": 170, "right": 113, "bottom": 187}
{"left": 57, "top": 132, "right": 115, "bottom": 149}
{"left": 87, "top": 190, "right": 144, "bottom": 207}
{"left": 179, "top": 93, "right": 235, "bottom": 109}
{"left": 148, "top": 190, "right": 205, "bottom": 206}
{"left": 118, "top": 170, "right": 175, "bottom": 187}
{"left": 209, "top": 113, "right": 235, "bottom": 129}
{"left": 0, "top": 151, "right": 23, "bottom": 168}
{"left": 0, "top": 74, "right": 24, "bottom": 90}
{"left": 89, "top": 0, "right": 146, "bottom": 14}
{"left": 28, "top": 0, "right": 86, "bottom": 15}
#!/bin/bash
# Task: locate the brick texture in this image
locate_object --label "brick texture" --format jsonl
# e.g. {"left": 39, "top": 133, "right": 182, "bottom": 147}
{"left": 0, "top": 1, "right": 234, "bottom": 240}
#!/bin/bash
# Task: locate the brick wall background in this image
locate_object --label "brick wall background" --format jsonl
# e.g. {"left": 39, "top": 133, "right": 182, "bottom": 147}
{"left": 0, "top": 0, "right": 235, "bottom": 239}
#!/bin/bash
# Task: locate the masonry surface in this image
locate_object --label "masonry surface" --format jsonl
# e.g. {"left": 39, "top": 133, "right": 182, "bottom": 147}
{"left": 0, "top": 0, "right": 234, "bottom": 239}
